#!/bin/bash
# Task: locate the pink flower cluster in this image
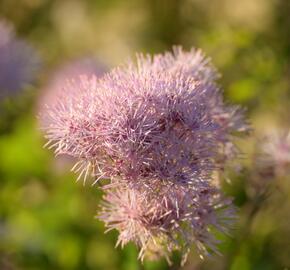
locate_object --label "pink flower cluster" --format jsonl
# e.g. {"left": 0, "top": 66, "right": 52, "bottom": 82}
{"left": 42, "top": 47, "right": 248, "bottom": 264}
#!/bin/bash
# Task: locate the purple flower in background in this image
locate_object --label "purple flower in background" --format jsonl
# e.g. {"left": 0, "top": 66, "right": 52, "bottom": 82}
{"left": 259, "top": 129, "right": 290, "bottom": 177}
{"left": 42, "top": 47, "right": 248, "bottom": 263}
{"left": 0, "top": 20, "right": 40, "bottom": 99}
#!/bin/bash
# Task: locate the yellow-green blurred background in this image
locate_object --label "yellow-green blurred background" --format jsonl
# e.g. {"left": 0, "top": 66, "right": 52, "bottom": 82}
{"left": 0, "top": 0, "right": 290, "bottom": 269}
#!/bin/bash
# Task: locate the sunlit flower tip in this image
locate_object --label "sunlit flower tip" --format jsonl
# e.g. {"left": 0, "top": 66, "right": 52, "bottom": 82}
{"left": 42, "top": 46, "right": 248, "bottom": 186}
{"left": 135, "top": 46, "right": 219, "bottom": 84}
{"left": 0, "top": 20, "right": 40, "bottom": 99}
{"left": 98, "top": 185, "right": 236, "bottom": 264}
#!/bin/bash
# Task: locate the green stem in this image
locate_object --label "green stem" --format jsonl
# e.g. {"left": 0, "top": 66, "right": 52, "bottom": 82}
{"left": 222, "top": 188, "right": 269, "bottom": 269}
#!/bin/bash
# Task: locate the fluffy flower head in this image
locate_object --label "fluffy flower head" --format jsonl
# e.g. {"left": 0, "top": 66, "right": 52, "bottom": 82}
{"left": 42, "top": 47, "right": 248, "bottom": 264}
{"left": 43, "top": 47, "right": 248, "bottom": 187}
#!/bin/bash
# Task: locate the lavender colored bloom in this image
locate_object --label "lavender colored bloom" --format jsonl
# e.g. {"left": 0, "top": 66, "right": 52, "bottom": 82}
{"left": 99, "top": 183, "right": 236, "bottom": 264}
{"left": 42, "top": 47, "right": 248, "bottom": 186}
{"left": 42, "top": 47, "right": 248, "bottom": 263}
{"left": 0, "top": 20, "right": 39, "bottom": 99}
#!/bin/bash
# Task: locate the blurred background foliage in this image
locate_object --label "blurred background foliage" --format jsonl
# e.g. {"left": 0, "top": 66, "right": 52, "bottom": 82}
{"left": 0, "top": 0, "right": 290, "bottom": 269}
